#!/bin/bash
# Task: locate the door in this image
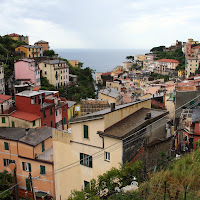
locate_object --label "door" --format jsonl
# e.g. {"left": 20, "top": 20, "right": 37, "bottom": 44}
{"left": 26, "top": 178, "right": 31, "bottom": 191}
{"left": 12, "top": 121, "right": 15, "bottom": 127}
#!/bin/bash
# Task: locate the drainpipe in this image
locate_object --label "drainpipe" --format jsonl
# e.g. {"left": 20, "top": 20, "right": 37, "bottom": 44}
{"left": 99, "top": 134, "right": 104, "bottom": 149}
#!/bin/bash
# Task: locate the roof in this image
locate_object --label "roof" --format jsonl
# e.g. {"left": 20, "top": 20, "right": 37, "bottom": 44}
{"left": 99, "top": 108, "right": 167, "bottom": 139}
{"left": 0, "top": 95, "right": 12, "bottom": 103}
{"left": 15, "top": 59, "right": 35, "bottom": 63}
{"left": 22, "top": 45, "right": 42, "bottom": 49}
{"left": 8, "top": 33, "right": 22, "bottom": 37}
{"left": 99, "top": 88, "right": 121, "bottom": 98}
{"left": 19, "top": 126, "right": 52, "bottom": 146}
{"left": 66, "top": 100, "right": 76, "bottom": 108}
{"left": 156, "top": 59, "right": 180, "bottom": 63}
{"left": 42, "top": 60, "right": 67, "bottom": 65}
{"left": 16, "top": 90, "right": 44, "bottom": 97}
{"left": 35, "top": 40, "right": 48, "bottom": 44}
{"left": 69, "top": 99, "right": 150, "bottom": 123}
{"left": 10, "top": 110, "right": 41, "bottom": 121}
{"left": 0, "top": 127, "right": 52, "bottom": 146}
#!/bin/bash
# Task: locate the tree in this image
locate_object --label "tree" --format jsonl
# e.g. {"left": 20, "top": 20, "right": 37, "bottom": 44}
{"left": 43, "top": 50, "right": 56, "bottom": 57}
{"left": 150, "top": 46, "right": 165, "bottom": 52}
{"left": 0, "top": 171, "right": 14, "bottom": 199}
{"left": 126, "top": 56, "right": 134, "bottom": 62}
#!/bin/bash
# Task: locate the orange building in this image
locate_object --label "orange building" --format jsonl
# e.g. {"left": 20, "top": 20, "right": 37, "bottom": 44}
{"left": 0, "top": 127, "right": 55, "bottom": 199}
{"left": 15, "top": 45, "right": 43, "bottom": 58}
{"left": 34, "top": 40, "right": 49, "bottom": 52}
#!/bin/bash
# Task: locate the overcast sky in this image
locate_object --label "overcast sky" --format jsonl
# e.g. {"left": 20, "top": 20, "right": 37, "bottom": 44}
{"left": 1, "top": 0, "right": 200, "bottom": 49}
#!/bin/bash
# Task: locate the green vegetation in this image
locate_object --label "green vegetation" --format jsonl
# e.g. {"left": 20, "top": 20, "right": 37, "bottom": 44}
{"left": 43, "top": 49, "right": 56, "bottom": 57}
{"left": 126, "top": 56, "right": 134, "bottom": 62}
{"left": 150, "top": 73, "right": 170, "bottom": 81}
{"left": 150, "top": 46, "right": 166, "bottom": 52}
{"left": 0, "top": 171, "right": 14, "bottom": 199}
{"left": 68, "top": 161, "right": 143, "bottom": 200}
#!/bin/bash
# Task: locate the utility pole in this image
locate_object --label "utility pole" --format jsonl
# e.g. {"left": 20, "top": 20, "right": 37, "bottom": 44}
{"left": 14, "top": 167, "right": 19, "bottom": 200}
{"left": 29, "top": 173, "right": 36, "bottom": 200}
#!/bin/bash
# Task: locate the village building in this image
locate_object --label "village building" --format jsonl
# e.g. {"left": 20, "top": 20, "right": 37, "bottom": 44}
{"left": 53, "top": 99, "right": 171, "bottom": 199}
{"left": 0, "top": 65, "right": 5, "bottom": 94}
{"left": 68, "top": 60, "right": 80, "bottom": 67}
{"left": 7, "top": 33, "right": 29, "bottom": 44}
{"left": 34, "top": 40, "right": 49, "bottom": 52}
{"left": 123, "top": 61, "right": 133, "bottom": 71}
{"left": 0, "top": 127, "right": 56, "bottom": 199}
{"left": 39, "top": 60, "right": 69, "bottom": 88}
{"left": 98, "top": 87, "right": 123, "bottom": 105}
{"left": 14, "top": 59, "right": 40, "bottom": 87}
{"left": 185, "top": 58, "right": 200, "bottom": 78}
{"left": 15, "top": 45, "right": 43, "bottom": 58}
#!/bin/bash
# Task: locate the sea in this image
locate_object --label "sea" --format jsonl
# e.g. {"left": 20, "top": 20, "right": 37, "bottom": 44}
{"left": 55, "top": 49, "right": 148, "bottom": 73}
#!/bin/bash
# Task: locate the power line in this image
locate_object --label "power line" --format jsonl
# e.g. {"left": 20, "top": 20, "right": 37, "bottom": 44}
{"left": 35, "top": 93, "right": 200, "bottom": 179}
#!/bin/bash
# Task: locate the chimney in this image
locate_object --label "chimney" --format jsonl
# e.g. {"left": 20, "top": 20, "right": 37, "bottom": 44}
{"left": 145, "top": 112, "right": 151, "bottom": 120}
{"left": 110, "top": 103, "right": 115, "bottom": 112}
{"left": 25, "top": 128, "right": 29, "bottom": 135}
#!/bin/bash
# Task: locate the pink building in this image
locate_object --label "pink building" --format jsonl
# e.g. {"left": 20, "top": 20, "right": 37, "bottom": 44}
{"left": 14, "top": 59, "right": 40, "bottom": 87}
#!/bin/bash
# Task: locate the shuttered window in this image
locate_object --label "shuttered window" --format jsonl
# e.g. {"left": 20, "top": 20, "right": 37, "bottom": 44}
{"left": 4, "top": 142, "right": 9, "bottom": 150}
{"left": 33, "top": 120, "right": 35, "bottom": 126}
{"left": 84, "top": 125, "right": 88, "bottom": 139}
{"left": 2, "top": 117, "right": 5, "bottom": 123}
{"left": 40, "top": 165, "right": 46, "bottom": 174}
{"left": 22, "top": 162, "right": 31, "bottom": 172}
{"left": 42, "top": 141, "right": 45, "bottom": 152}
{"left": 80, "top": 153, "right": 92, "bottom": 168}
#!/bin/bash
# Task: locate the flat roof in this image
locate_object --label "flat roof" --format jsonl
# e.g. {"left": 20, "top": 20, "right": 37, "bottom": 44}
{"left": 16, "top": 90, "right": 44, "bottom": 97}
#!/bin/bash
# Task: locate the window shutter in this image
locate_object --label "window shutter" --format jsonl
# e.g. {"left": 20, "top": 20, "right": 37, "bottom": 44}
{"left": 4, "top": 142, "right": 9, "bottom": 150}
{"left": 22, "top": 162, "right": 25, "bottom": 170}
{"left": 80, "top": 153, "right": 83, "bottom": 165}
{"left": 2, "top": 117, "right": 5, "bottom": 123}
{"left": 4, "top": 159, "right": 6, "bottom": 166}
{"left": 89, "top": 156, "right": 92, "bottom": 168}
{"left": 28, "top": 163, "right": 31, "bottom": 172}
{"left": 40, "top": 165, "right": 45, "bottom": 174}
{"left": 42, "top": 141, "right": 45, "bottom": 152}
{"left": 84, "top": 125, "right": 88, "bottom": 139}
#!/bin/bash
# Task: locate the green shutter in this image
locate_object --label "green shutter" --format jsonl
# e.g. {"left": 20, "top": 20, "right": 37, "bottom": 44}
{"left": 80, "top": 153, "right": 83, "bottom": 165}
{"left": 28, "top": 163, "right": 31, "bottom": 172}
{"left": 33, "top": 120, "right": 35, "bottom": 126}
{"left": 84, "top": 125, "right": 88, "bottom": 139}
{"left": 4, "top": 142, "right": 9, "bottom": 150}
{"left": 11, "top": 121, "right": 15, "bottom": 127}
{"left": 89, "top": 156, "right": 92, "bottom": 168}
{"left": 22, "top": 162, "right": 25, "bottom": 170}
{"left": 42, "top": 141, "right": 45, "bottom": 152}
{"left": 64, "top": 118, "right": 66, "bottom": 124}
{"left": 2, "top": 117, "right": 5, "bottom": 123}
{"left": 40, "top": 165, "right": 45, "bottom": 174}
{"left": 26, "top": 178, "right": 31, "bottom": 191}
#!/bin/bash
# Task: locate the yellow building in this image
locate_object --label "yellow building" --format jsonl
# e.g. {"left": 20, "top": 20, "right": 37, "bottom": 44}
{"left": 185, "top": 58, "right": 199, "bottom": 78}
{"left": 98, "top": 88, "right": 123, "bottom": 105}
{"left": 39, "top": 60, "right": 69, "bottom": 88}
{"left": 35, "top": 40, "right": 50, "bottom": 52}
{"left": 66, "top": 101, "right": 81, "bottom": 120}
{"left": 7, "top": 33, "right": 29, "bottom": 44}
{"left": 53, "top": 99, "right": 169, "bottom": 199}
{"left": 68, "top": 60, "right": 79, "bottom": 67}
{"left": 136, "top": 55, "right": 147, "bottom": 62}
{"left": 106, "top": 81, "right": 121, "bottom": 91}
{"left": 178, "top": 69, "right": 185, "bottom": 77}
{"left": 15, "top": 45, "right": 43, "bottom": 58}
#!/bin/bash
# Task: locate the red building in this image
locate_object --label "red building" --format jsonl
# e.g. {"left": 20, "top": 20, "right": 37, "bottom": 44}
{"left": 15, "top": 90, "right": 68, "bottom": 129}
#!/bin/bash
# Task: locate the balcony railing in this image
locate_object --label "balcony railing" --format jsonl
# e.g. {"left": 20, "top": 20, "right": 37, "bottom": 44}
{"left": 35, "top": 153, "right": 53, "bottom": 162}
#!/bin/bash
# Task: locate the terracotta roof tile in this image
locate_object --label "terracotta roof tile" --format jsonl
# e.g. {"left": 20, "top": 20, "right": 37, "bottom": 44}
{"left": 10, "top": 111, "right": 41, "bottom": 121}
{"left": 0, "top": 95, "right": 12, "bottom": 103}
{"left": 156, "top": 59, "right": 180, "bottom": 63}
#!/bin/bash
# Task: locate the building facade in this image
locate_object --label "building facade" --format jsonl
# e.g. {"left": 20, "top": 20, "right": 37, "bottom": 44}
{"left": 34, "top": 40, "right": 49, "bottom": 52}
{"left": 14, "top": 59, "right": 40, "bottom": 87}
{"left": 39, "top": 60, "right": 69, "bottom": 88}
{"left": 15, "top": 45, "right": 43, "bottom": 58}
{"left": 7, "top": 33, "right": 29, "bottom": 44}
{"left": 0, "top": 65, "right": 5, "bottom": 94}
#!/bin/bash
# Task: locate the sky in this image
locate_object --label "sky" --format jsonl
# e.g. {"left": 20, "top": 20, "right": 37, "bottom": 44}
{"left": 0, "top": 0, "right": 200, "bottom": 49}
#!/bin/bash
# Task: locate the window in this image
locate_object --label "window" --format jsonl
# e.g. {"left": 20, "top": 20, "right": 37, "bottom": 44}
{"left": 4, "top": 142, "right": 9, "bottom": 150}
{"left": 50, "top": 108, "right": 53, "bottom": 115}
{"left": 105, "top": 152, "right": 110, "bottom": 161}
{"left": 61, "top": 76, "right": 62, "bottom": 80}
{"left": 64, "top": 117, "right": 66, "bottom": 124}
{"left": 80, "top": 153, "right": 92, "bottom": 168}
{"left": 33, "top": 120, "right": 35, "bottom": 126}
{"left": 50, "top": 121, "right": 53, "bottom": 127}
{"left": 84, "top": 181, "right": 89, "bottom": 188}
{"left": 11, "top": 121, "right": 15, "bottom": 127}
{"left": 84, "top": 125, "right": 88, "bottom": 139}
{"left": 45, "top": 64, "right": 47, "bottom": 67}
{"left": 40, "top": 165, "right": 46, "bottom": 174}
{"left": 4, "top": 159, "right": 15, "bottom": 167}
{"left": 66, "top": 69, "right": 67, "bottom": 73}
{"left": 43, "top": 111, "right": 46, "bottom": 118}
{"left": 42, "top": 141, "right": 45, "bottom": 152}
{"left": 59, "top": 109, "right": 61, "bottom": 114}
{"left": 44, "top": 71, "right": 47, "bottom": 75}
{"left": 22, "top": 162, "right": 31, "bottom": 172}
{"left": 56, "top": 110, "right": 58, "bottom": 116}
{"left": 2, "top": 117, "right": 5, "bottom": 123}
{"left": 61, "top": 71, "right": 62, "bottom": 74}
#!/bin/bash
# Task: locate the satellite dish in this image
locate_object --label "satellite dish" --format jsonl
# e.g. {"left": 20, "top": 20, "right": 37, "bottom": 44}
{"left": 9, "top": 163, "right": 16, "bottom": 170}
